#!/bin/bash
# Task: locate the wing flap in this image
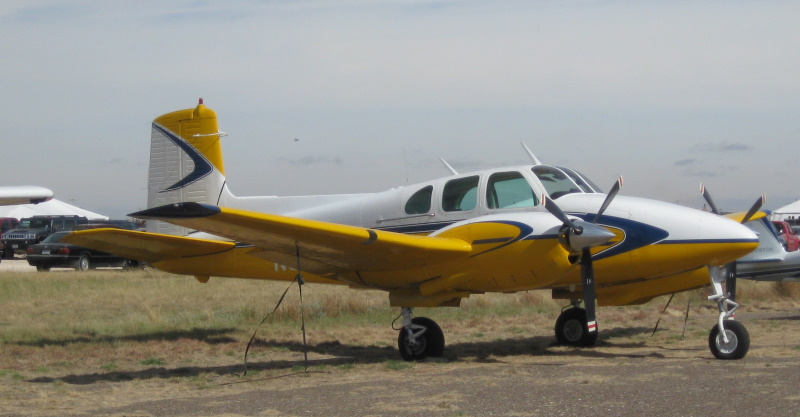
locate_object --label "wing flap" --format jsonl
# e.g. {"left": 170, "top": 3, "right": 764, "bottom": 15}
{"left": 131, "top": 203, "right": 472, "bottom": 274}
{"left": 62, "top": 228, "right": 235, "bottom": 264}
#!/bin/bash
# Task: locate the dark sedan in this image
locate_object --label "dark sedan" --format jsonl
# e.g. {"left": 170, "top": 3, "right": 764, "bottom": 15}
{"left": 26, "top": 231, "right": 140, "bottom": 271}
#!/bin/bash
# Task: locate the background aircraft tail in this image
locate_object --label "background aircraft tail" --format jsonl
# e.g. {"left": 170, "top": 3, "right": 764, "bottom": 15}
{"left": 147, "top": 98, "right": 232, "bottom": 235}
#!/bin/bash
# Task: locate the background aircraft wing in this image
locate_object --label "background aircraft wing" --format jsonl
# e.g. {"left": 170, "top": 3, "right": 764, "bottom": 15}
{"left": 63, "top": 228, "right": 236, "bottom": 264}
{"left": 0, "top": 186, "right": 53, "bottom": 206}
{"left": 724, "top": 211, "right": 766, "bottom": 223}
{"left": 130, "top": 203, "right": 473, "bottom": 275}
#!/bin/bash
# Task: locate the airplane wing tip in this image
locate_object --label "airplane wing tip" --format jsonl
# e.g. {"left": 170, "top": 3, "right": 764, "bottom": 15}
{"left": 130, "top": 202, "right": 220, "bottom": 220}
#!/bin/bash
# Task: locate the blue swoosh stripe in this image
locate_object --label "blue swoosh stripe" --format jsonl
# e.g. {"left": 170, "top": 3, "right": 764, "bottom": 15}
{"left": 571, "top": 214, "right": 669, "bottom": 261}
{"left": 154, "top": 123, "right": 215, "bottom": 192}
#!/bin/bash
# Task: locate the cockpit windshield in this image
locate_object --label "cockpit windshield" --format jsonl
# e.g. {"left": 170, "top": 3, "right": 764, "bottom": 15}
{"left": 557, "top": 167, "right": 603, "bottom": 193}
{"left": 532, "top": 166, "right": 603, "bottom": 199}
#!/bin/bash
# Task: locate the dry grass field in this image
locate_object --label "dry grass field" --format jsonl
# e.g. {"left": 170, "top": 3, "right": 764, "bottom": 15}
{"left": 0, "top": 261, "right": 799, "bottom": 416}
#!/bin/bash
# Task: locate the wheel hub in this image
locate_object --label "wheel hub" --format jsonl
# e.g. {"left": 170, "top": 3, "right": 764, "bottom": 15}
{"left": 715, "top": 330, "right": 738, "bottom": 354}
{"left": 563, "top": 319, "right": 584, "bottom": 342}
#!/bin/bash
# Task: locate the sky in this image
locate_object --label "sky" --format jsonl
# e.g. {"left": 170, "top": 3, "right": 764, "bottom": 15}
{"left": 2, "top": 1, "right": 799, "bottom": 218}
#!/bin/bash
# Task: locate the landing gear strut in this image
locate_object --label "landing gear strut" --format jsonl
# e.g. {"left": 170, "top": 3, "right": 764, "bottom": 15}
{"left": 397, "top": 307, "right": 445, "bottom": 361}
{"left": 707, "top": 266, "right": 750, "bottom": 359}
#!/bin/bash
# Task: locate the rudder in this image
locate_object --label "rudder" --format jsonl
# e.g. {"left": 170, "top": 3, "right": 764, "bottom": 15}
{"left": 147, "top": 98, "right": 229, "bottom": 235}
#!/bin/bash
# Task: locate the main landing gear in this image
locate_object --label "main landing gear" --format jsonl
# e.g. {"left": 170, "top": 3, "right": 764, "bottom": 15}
{"left": 554, "top": 304, "right": 598, "bottom": 347}
{"left": 706, "top": 266, "right": 750, "bottom": 360}
{"left": 395, "top": 267, "right": 749, "bottom": 360}
{"left": 397, "top": 307, "right": 445, "bottom": 361}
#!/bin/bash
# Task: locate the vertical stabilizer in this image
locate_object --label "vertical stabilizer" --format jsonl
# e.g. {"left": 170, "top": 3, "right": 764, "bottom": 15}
{"left": 147, "top": 99, "right": 229, "bottom": 235}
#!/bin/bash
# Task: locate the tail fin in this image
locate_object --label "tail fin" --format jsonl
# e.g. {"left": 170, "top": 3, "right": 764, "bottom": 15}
{"left": 147, "top": 98, "right": 231, "bottom": 234}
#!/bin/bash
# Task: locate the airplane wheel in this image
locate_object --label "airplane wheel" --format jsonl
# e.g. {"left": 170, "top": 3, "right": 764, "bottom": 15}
{"left": 397, "top": 317, "right": 445, "bottom": 361}
{"left": 555, "top": 308, "right": 598, "bottom": 347}
{"left": 709, "top": 320, "right": 749, "bottom": 360}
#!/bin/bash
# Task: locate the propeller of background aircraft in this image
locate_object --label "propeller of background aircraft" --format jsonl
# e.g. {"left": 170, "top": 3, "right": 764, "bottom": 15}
{"left": 699, "top": 184, "right": 766, "bottom": 301}
{"left": 542, "top": 176, "right": 623, "bottom": 336}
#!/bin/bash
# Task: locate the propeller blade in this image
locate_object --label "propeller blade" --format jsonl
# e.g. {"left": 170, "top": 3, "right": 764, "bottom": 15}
{"left": 542, "top": 194, "right": 583, "bottom": 235}
{"left": 700, "top": 183, "right": 720, "bottom": 215}
{"left": 741, "top": 194, "right": 766, "bottom": 224}
{"left": 580, "top": 247, "right": 597, "bottom": 333}
{"left": 592, "top": 176, "right": 623, "bottom": 224}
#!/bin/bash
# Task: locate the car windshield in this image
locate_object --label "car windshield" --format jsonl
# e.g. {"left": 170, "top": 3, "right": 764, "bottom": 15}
{"left": 42, "top": 231, "right": 70, "bottom": 243}
{"left": 19, "top": 218, "right": 51, "bottom": 229}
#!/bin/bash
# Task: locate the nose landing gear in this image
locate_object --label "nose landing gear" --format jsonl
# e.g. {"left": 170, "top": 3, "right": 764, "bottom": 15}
{"left": 707, "top": 265, "right": 750, "bottom": 360}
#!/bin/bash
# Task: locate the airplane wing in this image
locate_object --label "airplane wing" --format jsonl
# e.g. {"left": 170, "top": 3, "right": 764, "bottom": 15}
{"left": 63, "top": 228, "right": 236, "bottom": 264}
{"left": 0, "top": 186, "right": 53, "bottom": 206}
{"left": 129, "top": 202, "right": 473, "bottom": 275}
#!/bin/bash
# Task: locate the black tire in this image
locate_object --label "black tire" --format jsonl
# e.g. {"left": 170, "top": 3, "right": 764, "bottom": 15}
{"left": 2, "top": 247, "right": 13, "bottom": 259}
{"left": 75, "top": 255, "right": 90, "bottom": 271}
{"left": 555, "top": 307, "right": 598, "bottom": 347}
{"left": 122, "top": 259, "right": 141, "bottom": 271}
{"left": 36, "top": 265, "right": 50, "bottom": 272}
{"left": 709, "top": 320, "right": 750, "bottom": 360}
{"left": 397, "top": 317, "right": 445, "bottom": 361}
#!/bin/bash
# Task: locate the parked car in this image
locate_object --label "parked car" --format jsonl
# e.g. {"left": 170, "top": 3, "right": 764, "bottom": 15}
{"left": 26, "top": 231, "right": 141, "bottom": 271}
{"left": 2, "top": 215, "right": 88, "bottom": 257}
{"left": 771, "top": 220, "right": 800, "bottom": 252}
{"left": 0, "top": 217, "right": 20, "bottom": 260}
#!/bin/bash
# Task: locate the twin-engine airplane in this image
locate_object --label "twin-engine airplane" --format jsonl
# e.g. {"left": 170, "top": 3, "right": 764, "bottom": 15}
{"left": 65, "top": 100, "right": 760, "bottom": 360}
{"left": 699, "top": 185, "right": 800, "bottom": 298}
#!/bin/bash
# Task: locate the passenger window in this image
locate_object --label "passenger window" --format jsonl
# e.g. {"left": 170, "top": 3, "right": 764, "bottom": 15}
{"left": 443, "top": 176, "right": 479, "bottom": 212}
{"left": 405, "top": 185, "right": 433, "bottom": 215}
{"left": 487, "top": 171, "right": 538, "bottom": 209}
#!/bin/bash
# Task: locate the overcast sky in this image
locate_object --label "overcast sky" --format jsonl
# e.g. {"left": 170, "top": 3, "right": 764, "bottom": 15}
{"left": 2, "top": 1, "right": 798, "bottom": 218}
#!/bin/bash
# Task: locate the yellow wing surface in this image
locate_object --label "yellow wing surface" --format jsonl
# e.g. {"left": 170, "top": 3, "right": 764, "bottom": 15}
{"left": 64, "top": 228, "right": 236, "bottom": 264}
{"left": 122, "top": 203, "right": 473, "bottom": 277}
{"left": 724, "top": 210, "right": 766, "bottom": 223}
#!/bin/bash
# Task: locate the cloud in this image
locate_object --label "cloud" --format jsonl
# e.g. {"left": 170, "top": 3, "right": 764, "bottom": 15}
{"left": 692, "top": 142, "right": 752, "bottom": 152}
{"left": 682, "top": 169, "right": 718, "bottom": 178}
{"left": 277, "top": 155, "right": 344, "bottom": 166}
{"left": 674, "top": 158, "right": 697, "bottom": 166}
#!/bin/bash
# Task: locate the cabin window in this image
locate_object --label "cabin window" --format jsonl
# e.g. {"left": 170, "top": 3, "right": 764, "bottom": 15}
{"left": 442, "top": 176, "right": 479, "bottom": 212}
{"left": 405, "top": 185, "right": 433, "bottom": 214}
{"left": 487, "top": 171, "right": 538, "bottom": 209}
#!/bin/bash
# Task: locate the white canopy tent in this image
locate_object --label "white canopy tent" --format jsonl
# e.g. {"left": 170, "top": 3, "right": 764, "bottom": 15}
{"left": 771, "top": 200, "right": 800, "bottom": 222}
{"left": 0, "top": 199, "right": 108, "bottom": 221}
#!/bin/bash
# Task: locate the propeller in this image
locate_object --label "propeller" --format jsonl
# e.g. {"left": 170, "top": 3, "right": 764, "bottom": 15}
{"left": 699, "top": 185, "right": 766, "bottom": 301}
{"left": 542, "top": 177, "right": 622, "bottom": 334}
{"left": 700, "top": 183, "right": 720, "bottom": 215}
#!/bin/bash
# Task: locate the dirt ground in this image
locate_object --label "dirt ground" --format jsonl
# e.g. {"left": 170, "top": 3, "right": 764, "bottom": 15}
{"left": 1, "top": 259, "right": 799, "bottom": 416}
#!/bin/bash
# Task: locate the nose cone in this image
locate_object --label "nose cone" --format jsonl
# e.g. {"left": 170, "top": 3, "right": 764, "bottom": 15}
{"left": 621, "top": 195, "right": 759, "bottom": 266}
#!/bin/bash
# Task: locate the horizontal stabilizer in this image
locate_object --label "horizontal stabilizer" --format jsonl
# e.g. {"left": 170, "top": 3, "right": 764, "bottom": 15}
{"left": 62, "top": 228, "right": 235, "bottom": 264}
